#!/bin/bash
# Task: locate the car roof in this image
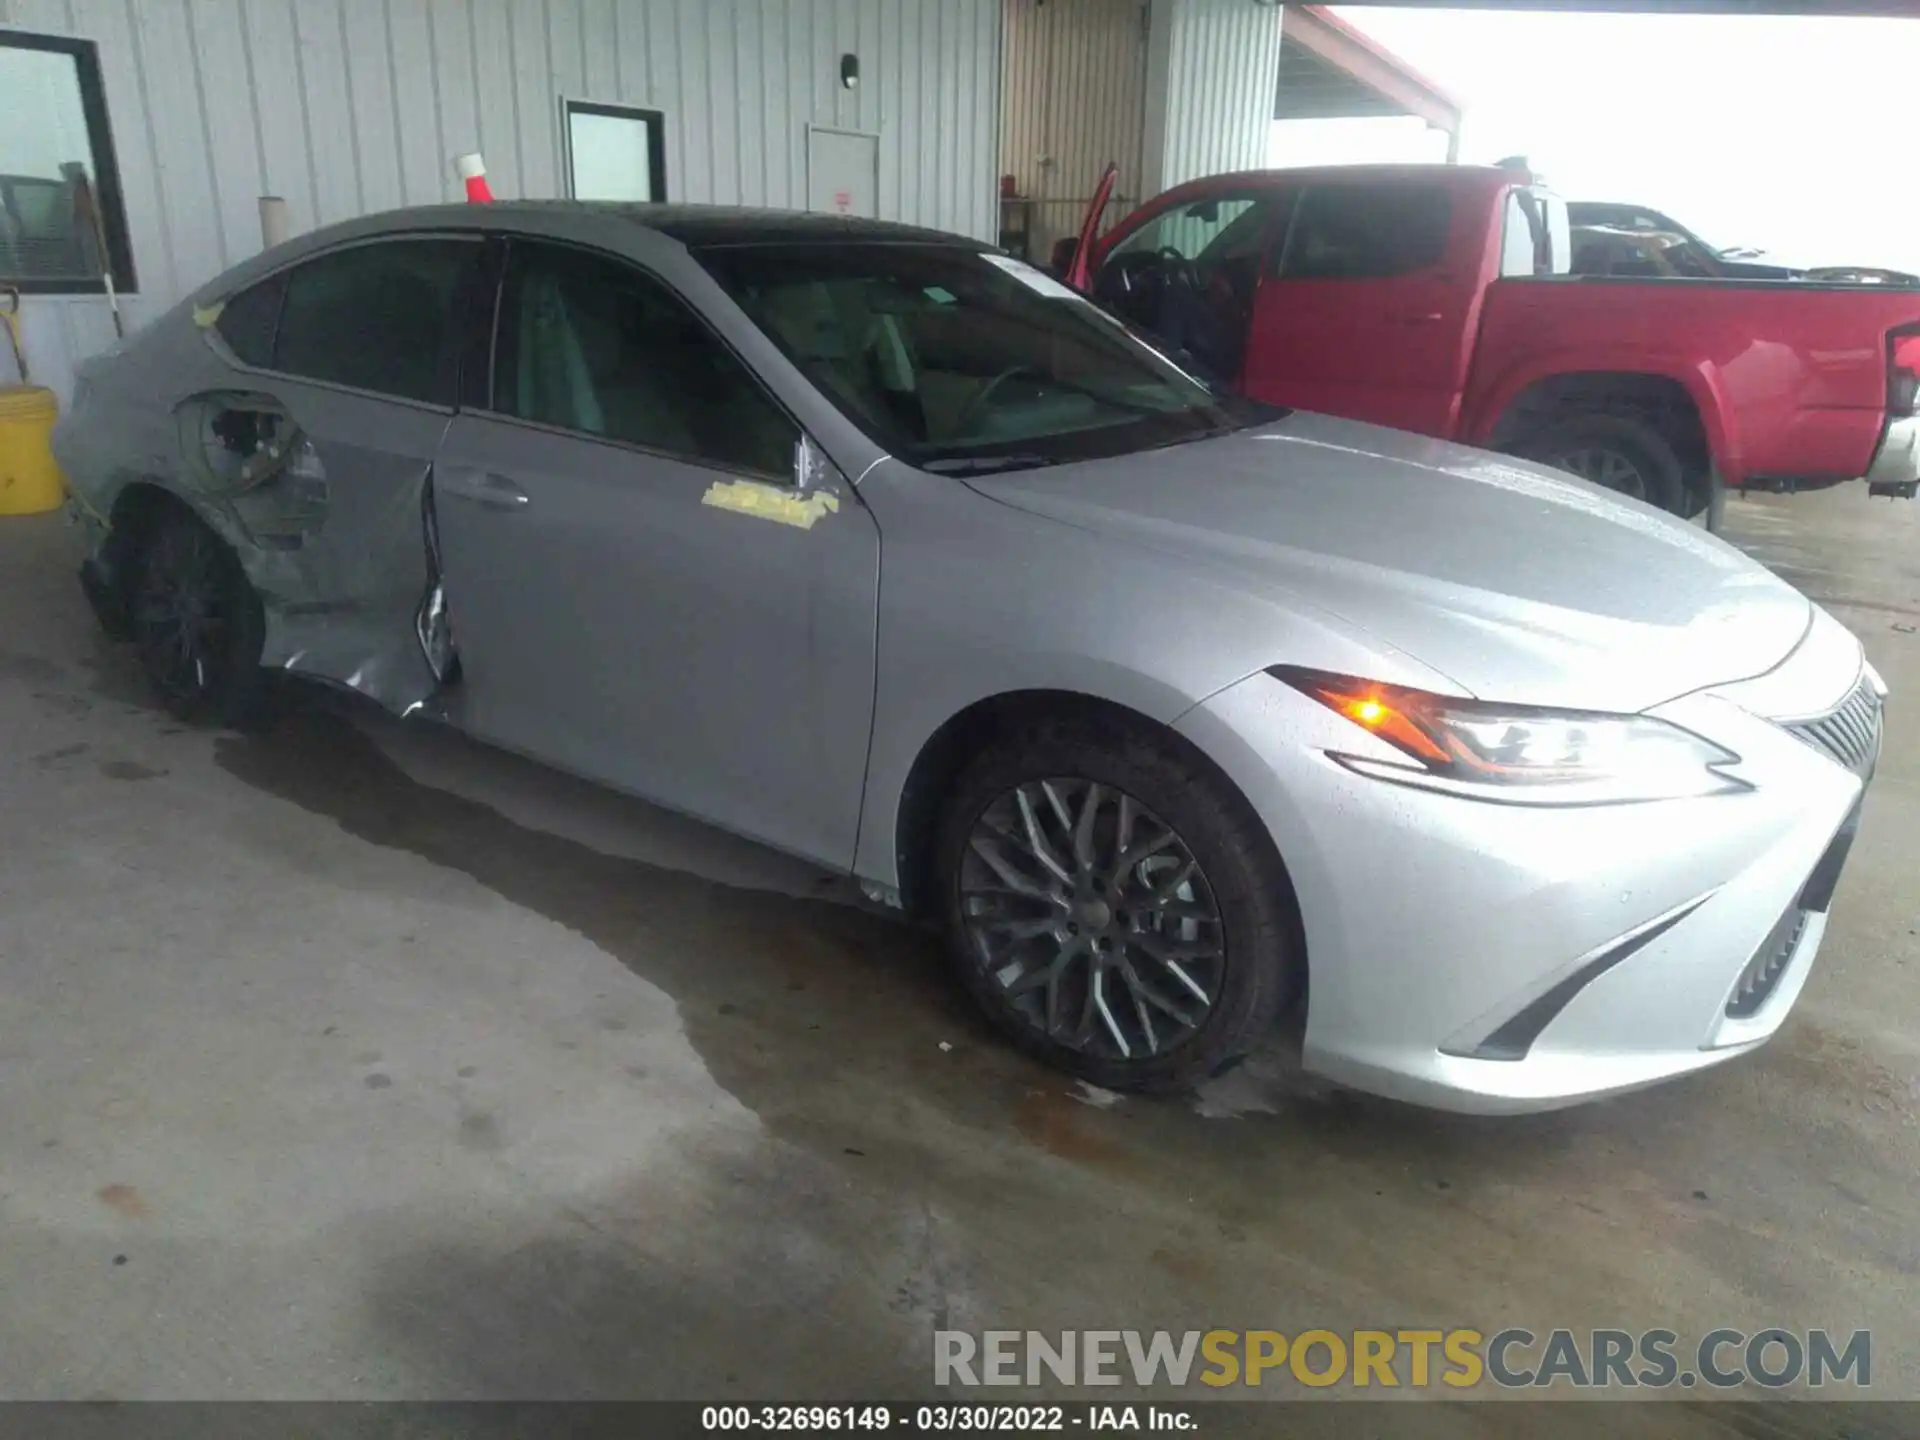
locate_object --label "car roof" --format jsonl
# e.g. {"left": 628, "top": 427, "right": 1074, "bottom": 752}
{"left": 352, "top": 200, "right": 978, "bottom": 247}
{"left": 622, "top": 205, "right": 983, "bottom": 248}
{"left": 192, "top": 200, "right": 990, "bottom": 305}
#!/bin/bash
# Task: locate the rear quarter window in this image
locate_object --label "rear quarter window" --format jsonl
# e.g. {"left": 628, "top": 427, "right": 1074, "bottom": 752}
{"left": 1279, "top": 183, "right": 1452, "bottom": 280}
{"left": 213, "top": 270, "right": 287, "bottom": 367}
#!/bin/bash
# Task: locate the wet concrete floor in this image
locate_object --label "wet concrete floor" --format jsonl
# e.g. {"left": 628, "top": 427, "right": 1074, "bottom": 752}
{"left": 0, "top": 489, "right": 1915, "bottom": 1435}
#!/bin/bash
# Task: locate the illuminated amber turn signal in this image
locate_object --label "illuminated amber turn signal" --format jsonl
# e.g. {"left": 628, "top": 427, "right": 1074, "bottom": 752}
{"left": 1293, "top": 675, "right": 1453, "bottom": 767}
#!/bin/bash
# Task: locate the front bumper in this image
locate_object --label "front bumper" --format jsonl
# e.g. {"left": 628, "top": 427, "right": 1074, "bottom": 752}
{"left": 1866, "top": 413, "right": 1919, "bottom": 498}
{"left": 1175, "top": 621, "right": 1878, "bottom": 1114}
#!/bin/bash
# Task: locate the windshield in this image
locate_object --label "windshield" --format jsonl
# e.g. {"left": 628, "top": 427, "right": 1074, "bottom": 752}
{"left": 695, "top": 242, "right": 1277, "bottom": 473}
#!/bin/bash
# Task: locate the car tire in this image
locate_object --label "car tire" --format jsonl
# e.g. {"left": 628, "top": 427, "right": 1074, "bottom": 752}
{"left": 1513, "top": 414, "right": 1687, "bottom": 514}
{"left": 934, "top": 713, "right": 1302, "bottom": 1092}
{"left": 128, "top": 505, "right": 272, "bottom": 728}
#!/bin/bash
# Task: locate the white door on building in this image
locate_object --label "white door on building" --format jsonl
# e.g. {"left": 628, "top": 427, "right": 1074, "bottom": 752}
{"left": 806, "top": 128, "right": 878, "bottom": 218}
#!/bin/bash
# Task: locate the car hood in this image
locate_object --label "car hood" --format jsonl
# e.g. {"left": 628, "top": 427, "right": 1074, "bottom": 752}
{"left": 971, "top": 412, "right": 1811, "bottom": 712}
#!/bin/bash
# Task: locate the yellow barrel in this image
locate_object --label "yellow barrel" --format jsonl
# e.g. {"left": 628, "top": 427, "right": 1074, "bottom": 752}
{"left": 0, "top": 386, "right": 65, "bottom": 516}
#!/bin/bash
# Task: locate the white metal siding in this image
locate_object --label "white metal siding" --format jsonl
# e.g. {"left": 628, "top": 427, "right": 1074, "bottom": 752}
{"left": 1, "top": 0, "right": 1002, "bottom": 402}
{"left": 1145, "top": 0, "right": 1281, "bottom": 192}
{"left": 999, "top": 0, "right": 1146, "bottom": 257}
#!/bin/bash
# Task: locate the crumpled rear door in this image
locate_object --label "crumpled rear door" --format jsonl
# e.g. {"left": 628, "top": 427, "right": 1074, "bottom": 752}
{"left": 176, "top": 382, "right": 452, "bottom": 712}
{"left": 176, "top": 234, "right": 489, "bottom": 714}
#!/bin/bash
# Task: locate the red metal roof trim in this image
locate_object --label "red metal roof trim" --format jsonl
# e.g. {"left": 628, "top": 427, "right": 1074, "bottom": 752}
{"left": 1289, "top": 5, "right": 1464, "bottom": 135}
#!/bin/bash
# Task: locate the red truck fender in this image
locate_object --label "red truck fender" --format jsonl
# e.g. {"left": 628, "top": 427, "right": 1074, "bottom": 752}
{"left": 1460, "top": 350, "right": 1743, "bottom": 487}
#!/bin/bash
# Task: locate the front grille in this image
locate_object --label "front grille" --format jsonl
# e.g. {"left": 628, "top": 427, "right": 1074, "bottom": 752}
{"left": 1782, "top": 676, "right": 1883, "bottom": 778}
{"left": 1726, "top": 904, "right": 1809, "bottom": 1018}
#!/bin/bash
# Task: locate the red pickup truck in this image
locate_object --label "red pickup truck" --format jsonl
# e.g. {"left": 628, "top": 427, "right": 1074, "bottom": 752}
{"left": 1062, "top": 164, "right": 1920, "bottom": 523}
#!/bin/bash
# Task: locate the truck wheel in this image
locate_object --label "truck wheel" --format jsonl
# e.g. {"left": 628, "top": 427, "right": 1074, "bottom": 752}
{"left": 934, "top": 714, "right": 1302, "bottom": 1093}
{"left": 129, "top": 506, "right": 272, "bottom": 727}
{"left": 1513, "top": 415, "right": 1686, "bottom": 515}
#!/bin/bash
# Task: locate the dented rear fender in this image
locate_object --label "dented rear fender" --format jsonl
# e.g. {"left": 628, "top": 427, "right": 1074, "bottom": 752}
{"left": 57, "top": 333, "right": 453, "bottom": 717}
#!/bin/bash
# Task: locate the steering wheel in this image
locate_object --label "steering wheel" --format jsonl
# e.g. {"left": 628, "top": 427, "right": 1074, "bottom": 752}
{"left": 953, "top": 364, "right": 1038, "bottom": 437}
{"left": 1154, "top": 246, "right": 1201, "bottom": 293}
{"left": 1104, "top": 246, "right": 1197, "bottom": 298}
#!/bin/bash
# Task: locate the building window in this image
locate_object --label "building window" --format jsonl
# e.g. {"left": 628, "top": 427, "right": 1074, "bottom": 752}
{"left": 563, "top": 101, "right": 668, "bottom": 203}
{"left": 0, "top": 31, "right": 135, "bottom": 294}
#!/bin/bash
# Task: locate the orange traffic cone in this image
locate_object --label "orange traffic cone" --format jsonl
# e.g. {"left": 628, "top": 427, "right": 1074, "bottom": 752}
{"left": 455, "top": 153, "right": 494, "bottom": 204}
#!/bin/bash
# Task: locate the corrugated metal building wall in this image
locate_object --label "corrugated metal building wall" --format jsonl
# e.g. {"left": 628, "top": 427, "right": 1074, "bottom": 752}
{"left": 998, "top": 0, "right": 1146, "bottom": 259}
{"left": 1, "top": 0, "right": 1002, "bottom": 403}
{"left": 997, "top": 0, "right": 1283, "bottom": 260}
{"left": 1145, "top": 0, "right": 1282, "bottom": 188}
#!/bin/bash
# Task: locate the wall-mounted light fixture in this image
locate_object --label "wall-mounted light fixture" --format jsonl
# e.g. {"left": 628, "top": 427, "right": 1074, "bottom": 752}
{"left": 840, "top": 53, "right": 859, "bottom": 90}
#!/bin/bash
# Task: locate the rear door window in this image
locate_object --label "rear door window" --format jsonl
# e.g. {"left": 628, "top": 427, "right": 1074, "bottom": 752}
{"left": 271, "top": 238, "right": 475, "bottom": 404}
{"left": 1278, "top": 183, "right": 1451, "bottom": 280}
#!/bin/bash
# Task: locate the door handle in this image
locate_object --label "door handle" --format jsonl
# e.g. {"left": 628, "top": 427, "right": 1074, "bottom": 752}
{"left": 1386, "top": 310, "right": 1446, "bottom": 325}
{"left": 437, "top": 469, "right": 529, "bottom": 510}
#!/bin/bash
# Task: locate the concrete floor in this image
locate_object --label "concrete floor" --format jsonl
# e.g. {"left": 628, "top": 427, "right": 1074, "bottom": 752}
{"left": 0, "top": 487, "right": 1915, "bottom": 1431}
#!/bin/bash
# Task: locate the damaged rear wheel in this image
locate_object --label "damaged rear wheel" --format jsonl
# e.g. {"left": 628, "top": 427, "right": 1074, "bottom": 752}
{"left": 130, "top": 506, "right": 270, "bottom": 727}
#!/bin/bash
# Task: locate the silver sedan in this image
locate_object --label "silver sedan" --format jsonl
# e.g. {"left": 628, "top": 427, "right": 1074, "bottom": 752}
{"left": 53, "top": 203, "right": 1885, "bottom": 1111}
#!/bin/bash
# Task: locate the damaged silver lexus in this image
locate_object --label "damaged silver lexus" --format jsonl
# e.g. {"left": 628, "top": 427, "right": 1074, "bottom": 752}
{"left": 55, "top": 203, "right": 1882, "bottom": 1111}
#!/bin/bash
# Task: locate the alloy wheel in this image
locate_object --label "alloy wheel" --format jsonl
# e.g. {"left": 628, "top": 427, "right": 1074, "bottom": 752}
{"left": 958, "top": 778, "right": 1225, "bottom": 1061}
{"left": 1552, "top": 445, "right": 1647, "bottom": 500}
{"left": 133, "top": 521, "right": 232, "bottom": 707}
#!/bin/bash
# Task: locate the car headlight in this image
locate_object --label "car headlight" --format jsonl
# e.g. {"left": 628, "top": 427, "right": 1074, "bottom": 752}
{"left": 1269, "top": 666, "right": 1749, "bottom": 806}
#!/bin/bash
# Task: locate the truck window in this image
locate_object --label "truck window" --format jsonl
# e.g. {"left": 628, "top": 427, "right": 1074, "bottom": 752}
{"left": 1278, "top": 184, "right": 1451, "bottom": 280}
{"left": 1108, "top": 194, "right": 1282, "bottom": 265}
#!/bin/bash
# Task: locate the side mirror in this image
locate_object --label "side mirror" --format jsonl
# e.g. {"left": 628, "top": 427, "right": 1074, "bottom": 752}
{"left": 1048, "top": 237, "right": 1079, "bottom": 279}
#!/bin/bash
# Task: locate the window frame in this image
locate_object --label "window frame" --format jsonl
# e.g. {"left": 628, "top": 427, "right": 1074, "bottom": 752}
{"left": 561, "top": 98, "right": 669, "bottom": 204}
{"left": 480, "top": 235, "right": 804, "bottom": 485}
{"left": 0, "top": 29, "right": 136, "bottom": 294}
{"left": 207, "top": 232, "right": 485, "bottom": 412}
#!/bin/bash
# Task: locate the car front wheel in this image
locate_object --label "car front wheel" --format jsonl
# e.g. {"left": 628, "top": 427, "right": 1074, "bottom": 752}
{"left": 935, "top": 715, "right": 1301, "bottom": 1092}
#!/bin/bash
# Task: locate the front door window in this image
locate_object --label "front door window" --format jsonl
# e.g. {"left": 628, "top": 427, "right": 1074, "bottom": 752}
{"left": 1094, "top": 192, "right": 1289, "bottom": 383}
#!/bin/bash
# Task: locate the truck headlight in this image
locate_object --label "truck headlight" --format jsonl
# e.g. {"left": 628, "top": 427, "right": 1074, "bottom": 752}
{"left": 1270, "top": 666, "right": 1749, "bottom": 806}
